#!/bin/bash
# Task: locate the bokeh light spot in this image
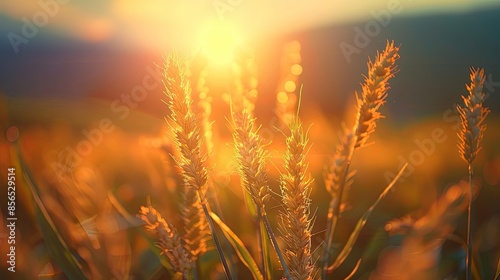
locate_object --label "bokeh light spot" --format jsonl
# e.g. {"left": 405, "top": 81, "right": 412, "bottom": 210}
{"left": 291, "top": 64, "right": 303, "bottom": 75}
{"left": 277, "top": 91, "right": 288, "bottom": 104}
{"left": 284, "top": 80, "right": 296, "bottom": 92}
{"left": 6, "top": 126, "right": 19, "bottom": 142}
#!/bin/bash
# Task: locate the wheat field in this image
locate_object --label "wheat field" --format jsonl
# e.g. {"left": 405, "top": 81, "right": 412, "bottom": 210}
{"left": 1, "top": 34, "right": 499, "bottom": 280}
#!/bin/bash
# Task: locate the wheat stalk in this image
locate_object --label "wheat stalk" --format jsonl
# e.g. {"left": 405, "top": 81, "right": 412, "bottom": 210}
{"left": 180, "top": 187, "right": 210, "bottom": 260}
{"left": 163, "top": 54, "right": 209, "bottom": 194}
{"left": 458, "top": 67, "right": 489, "bottom": 164}
{"left": 228, "top": 51, "right": 278, "bottom": 279}
{"left": 163, "top": 54, "right": 232, "bottom": 279}
{"left": 457, "top": 67, "right": 489, "bottom": 280}
{"left": 139, "top": 205, "right": 193, "bottom": 279}
{"left": 279, "top": 117, "right": 314, "bottom": 280}
{"left": 231, "top": 105, "right": 273, "bottom": 279}
{"left": 354, "top": 40, "right": 400, "bottom": 148}
{"left": 231, "top": 107, "right": 270, "bottom": 211}
{"left": 163, "top": 54, "right": 211, "bottom": 259}
{"left": 230, "top": 95, "right": 292, "bottom": 279}
{"left": 322, "top": 41, "right": 400, "bottom": 278}
{"left": 323, "top": 129, "right": 356, "bottom": 203}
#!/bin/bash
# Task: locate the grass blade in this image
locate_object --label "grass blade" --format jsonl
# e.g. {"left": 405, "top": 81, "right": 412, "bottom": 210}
{"left": 327, "top": 163, "right": 408, "bottom": 272}
{"left": 495, "top": 258, "right": 500, "bottom": 280}
{"left": 345, "top": 259, "right": 362, "bottom": 280}
{"left": 210, "top": 212, "right": 264, "bottom": 280}
{"left": 200, "top": 199, "right": 233, "bottom": 280}
{"left": 262, "top": 214, "right": 292, "bottom": 279}
{"left": 12, "top": 143, "right": 87, "bottom": 280}
{"left": 259, "top": 217, "right": 273, "bottom": 280}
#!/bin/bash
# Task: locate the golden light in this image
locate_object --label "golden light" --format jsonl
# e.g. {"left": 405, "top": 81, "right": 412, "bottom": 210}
{"left": 199, "top": 21, "right": 242, "bottom": 65}
{"left": 277, "top": 91, "right": 288, "bottom": 104}
{"left": 291, "top": 64, "right": 303, "bottom": 76}
{"left": 284, "top": 80, "right": 296, "bottom": 92}
{"left": 248, "top": 89, "right": 258, "bottom": 99}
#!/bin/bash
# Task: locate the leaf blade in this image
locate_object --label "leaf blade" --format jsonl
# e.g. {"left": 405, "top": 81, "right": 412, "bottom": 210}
{"left": 328, "top": 163, "right": 408, "bottom": 272}
{"left": 210, "top": 212, "right": 264, "bottom": 280}
{"left": 12, "top": 143, "right": 87, "bottom": 280}
{"left": 494, "top": 258, "right": 500, "bottom": 280}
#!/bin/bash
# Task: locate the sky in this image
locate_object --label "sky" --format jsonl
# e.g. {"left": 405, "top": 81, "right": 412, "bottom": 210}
{"left": 1, "top": 0, "right": 500, "bottom": 53}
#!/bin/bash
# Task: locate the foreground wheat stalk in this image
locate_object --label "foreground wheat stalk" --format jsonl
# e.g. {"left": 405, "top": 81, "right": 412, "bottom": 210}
{"left": 322, "top": 40, "right": 400, "bottom": 279}
{"left": 457, "top": 67, "right": 489, "bottom": 280}
{"left": 230, "top": 100, "right": 292, "bottom": 279}
{"left": 163, "top": 54, "right": 232, "bottom": 279}
{"left": 279, "top": 116, "right": 314, "bottom": 280}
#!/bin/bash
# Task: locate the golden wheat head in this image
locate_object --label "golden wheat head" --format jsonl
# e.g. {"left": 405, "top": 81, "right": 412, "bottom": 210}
{"left": 457, "top": 67, "right": 489, "bottom": 164}
{"left": 163, "top": 54, "right": 211, "bottom": 261}
{"left": 138, "top": 205, "right": 193, "bottom": 277}
{"left": 354, "top": 40, "right": 400, "bottom": 148}
{"left": 279, "top": 117, "right": 314, "bottom": 280}
{"left": 231, "top": 107, "right": 270, "bottom": 212}
{"left": 325, "top": 41, "right": 399, "bottom": 199}
{"left": 163, "top": 54, "right": 209, "bottom": 195}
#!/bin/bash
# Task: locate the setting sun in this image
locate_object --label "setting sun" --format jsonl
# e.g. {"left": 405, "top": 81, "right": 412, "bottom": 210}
{"left": 199, "top": 21, "right": 242, "bottom": 65}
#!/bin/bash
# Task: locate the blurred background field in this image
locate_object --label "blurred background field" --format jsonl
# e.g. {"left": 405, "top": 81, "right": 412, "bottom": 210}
{"left": 1, "top": 1, "right": 500, "bottom": 279}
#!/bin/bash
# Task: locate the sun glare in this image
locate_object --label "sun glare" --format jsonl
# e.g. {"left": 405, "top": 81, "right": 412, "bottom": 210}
{"left": 199, "top": 21, "right": 242, "bottom": 65}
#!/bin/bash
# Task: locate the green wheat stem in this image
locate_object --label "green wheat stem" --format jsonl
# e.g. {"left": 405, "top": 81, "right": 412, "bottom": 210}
{"left": 258, "top": 216, "right": 271, "bottom": 280}
{"left": 261, "top": 212, "right": 292, "bottom": 280}
{"left": 199, "top": 193, "right": 233, "bottom": 280}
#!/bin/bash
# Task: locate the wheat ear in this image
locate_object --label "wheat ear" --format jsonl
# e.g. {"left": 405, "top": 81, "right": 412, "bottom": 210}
{"left": 180, "top": 187, "right": 210, "bottom": 260}
{"left": 231, "top": 107, "right": 270, "bottom": 211}
{"left": 457, "top": 67, "right": 489, "bottom": 280}
{"left": 322, "top": 41, "right": 399, "bottom": 278}
{"left": 163, "top": 54, "right": 209, "bottom": 194}
{"left": 229, "top": 51, "right": 276, "bottom": 279}
{"left": 354, "top": 40, "right": 400, "bottom": 148}
{"left": 458, "top": 67, "right": 489, "bottom": 164}
{"left": 164, "top": 54, "right": 210, "bottom": 259}
{"left": 163, "top": 54, "right": 232, "bottom": 279}
{"left": 279, "top": 117, "right": 314, "bottom": 280}
{"left": 231, "top": 100, "right": 292, "bottom": 279}
{"left": 139, "top": 205, "right": 193, "bottom": 279}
